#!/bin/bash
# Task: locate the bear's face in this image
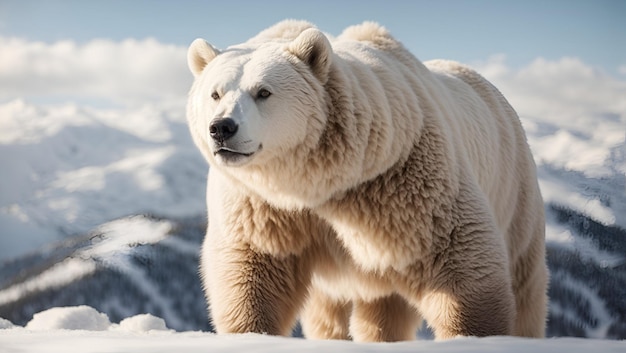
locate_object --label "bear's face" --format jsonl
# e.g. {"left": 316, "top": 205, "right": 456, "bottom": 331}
{"left": 187, "top": 29, "right": 332, "bottom": 169}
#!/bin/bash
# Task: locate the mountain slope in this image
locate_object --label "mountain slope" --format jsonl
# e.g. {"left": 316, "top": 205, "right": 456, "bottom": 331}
{"left": 0, "top": 215, "right": 211, "bottom": 332}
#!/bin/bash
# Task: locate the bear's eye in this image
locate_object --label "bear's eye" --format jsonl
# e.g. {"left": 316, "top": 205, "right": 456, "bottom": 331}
{"left": 256, "top": 88, "right": 272, "bottom": 100}
{"left": 210, "top": 91, "right": 220, "bottom": 101}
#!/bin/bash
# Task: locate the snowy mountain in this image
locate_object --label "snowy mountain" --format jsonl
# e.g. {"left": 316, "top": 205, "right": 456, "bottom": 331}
{"left": 0, "top": 215, "right": 211, "bottom": 332}
{"left": 0, "top": 100, "right": 208, "bottom": 261}
{"left": 545, "top": 205, "right": 626, "bottom": 338}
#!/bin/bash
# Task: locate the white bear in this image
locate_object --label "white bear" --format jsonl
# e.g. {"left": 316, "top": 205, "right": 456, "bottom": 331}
{"left": 186, "top": 20, "right": 548, "bottom": 341}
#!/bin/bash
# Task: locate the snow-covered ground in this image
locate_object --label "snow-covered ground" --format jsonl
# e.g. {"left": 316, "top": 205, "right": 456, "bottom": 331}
{"left": 0, "top": 37, "right": 625, "bottom": 350}
{"left": 1, "top": 306, "right": 625, "bottom": 353}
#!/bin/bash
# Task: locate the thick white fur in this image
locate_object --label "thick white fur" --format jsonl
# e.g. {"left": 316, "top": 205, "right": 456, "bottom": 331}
{"left": 187, "top": 20, "right": 548, "bottom": 340}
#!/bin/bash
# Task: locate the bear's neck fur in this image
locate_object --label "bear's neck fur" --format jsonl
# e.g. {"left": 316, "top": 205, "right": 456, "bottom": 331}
{"left": 244, "top": 46, "right": 448, "bottom": 211}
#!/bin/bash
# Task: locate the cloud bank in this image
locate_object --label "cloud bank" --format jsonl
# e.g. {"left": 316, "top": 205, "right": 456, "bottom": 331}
{"left": 0, "top": 37, "right": 191, "bottom": 107}
{"left": 1, "top": 35, "right": 624, "bottom": 124}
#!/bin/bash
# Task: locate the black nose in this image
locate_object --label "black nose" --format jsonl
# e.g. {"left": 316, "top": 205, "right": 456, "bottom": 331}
{"left": 209, "top": 118, "right": 238, "bottom": 142}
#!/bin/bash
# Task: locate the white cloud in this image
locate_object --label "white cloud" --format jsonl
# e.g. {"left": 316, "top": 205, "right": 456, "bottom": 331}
{"left": 0, "top": 37, "right": 191, "bottom": 106}
{"left": 474, "top": 55, "right": 626, "bottom": 127}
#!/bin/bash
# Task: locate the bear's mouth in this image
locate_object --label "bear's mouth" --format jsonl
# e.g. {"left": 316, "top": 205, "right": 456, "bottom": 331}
{"left": 215, "top": 147, "right": 255, "bottom": 158}
{"left": 214, "top": 145, "right": 262, "bottom": 165}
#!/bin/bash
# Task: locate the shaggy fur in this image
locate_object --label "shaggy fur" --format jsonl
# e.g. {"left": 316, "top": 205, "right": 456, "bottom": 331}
{"left": 186, "top": 20, "right": 548, "bottom": 341}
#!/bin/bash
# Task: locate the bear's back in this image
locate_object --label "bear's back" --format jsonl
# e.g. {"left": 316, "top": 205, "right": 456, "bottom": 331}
{"left": 426, "top": 59, "right": 543, "bottom": 248}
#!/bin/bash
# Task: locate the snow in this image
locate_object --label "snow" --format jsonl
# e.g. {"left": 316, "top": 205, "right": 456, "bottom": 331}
{"left": 84, "top": 215, "right": 173, "bottom": 260}
{"left": 0, "top": 318, "right": 14, "bottom": 329}
{"left": 1, "top": 306, "right": 625, "bottom": 353}
{"left": 25, "top": 306, "right": 111, "bottom": 331}
{"left": 118, "top": 314, "right": 169, "bottom": 332}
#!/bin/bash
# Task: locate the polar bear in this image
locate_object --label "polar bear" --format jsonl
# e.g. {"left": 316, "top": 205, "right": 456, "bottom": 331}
{"left": 186, "top": 20, "right": 548, "bottom": 341}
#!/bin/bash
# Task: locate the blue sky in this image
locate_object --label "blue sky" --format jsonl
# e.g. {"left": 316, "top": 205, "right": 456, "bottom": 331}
{"left": 1, "top": 0, "right": 624, "bottom": 76}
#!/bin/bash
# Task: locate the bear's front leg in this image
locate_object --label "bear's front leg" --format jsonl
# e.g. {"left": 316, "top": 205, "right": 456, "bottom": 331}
{"left": 201, "top": 243, "right": 310, "bottom": 335}
{"left": 201, "top": 170, "right": 317, "bottom": 335}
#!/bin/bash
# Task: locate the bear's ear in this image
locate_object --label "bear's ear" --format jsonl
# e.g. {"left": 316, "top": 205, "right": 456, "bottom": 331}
{"left": 187, "top": 38, "right": 220, "bottom": 77}
{"left": 287, "top": 28, "right": 332, "bottom": 83}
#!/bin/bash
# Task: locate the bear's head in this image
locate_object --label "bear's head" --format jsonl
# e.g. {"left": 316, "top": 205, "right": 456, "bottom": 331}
{"left": 186, "top": 27, "right": 332, "bottom": 169}
{"left": 186, "top": 22, "right": 402, "bottom": 209}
